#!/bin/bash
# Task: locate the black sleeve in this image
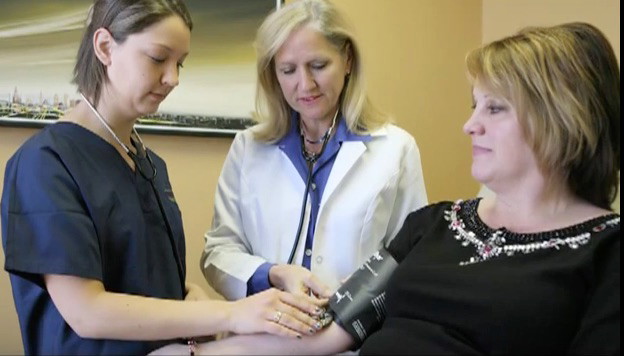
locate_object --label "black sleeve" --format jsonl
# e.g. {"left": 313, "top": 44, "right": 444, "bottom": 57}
{"left": 327, "top": 202, "right": 453, "bottom": 348}
{"left": 387, "top": 202, "right": 451, "bottom": 263}
{"left": 568, "top": 227, "right": 620, "bottom": 355}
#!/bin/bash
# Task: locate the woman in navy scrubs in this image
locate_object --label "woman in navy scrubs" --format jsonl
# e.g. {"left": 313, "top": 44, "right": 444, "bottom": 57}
{"left": 1, "top": 1, "right": 324, "bottom": 354}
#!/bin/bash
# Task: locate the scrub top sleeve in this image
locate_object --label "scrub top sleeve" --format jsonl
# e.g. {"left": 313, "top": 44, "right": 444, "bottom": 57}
{"left": 2, "top": 146, "right": 102, "bottom": 288}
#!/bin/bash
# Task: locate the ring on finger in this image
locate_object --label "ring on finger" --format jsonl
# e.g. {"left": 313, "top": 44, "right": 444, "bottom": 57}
{"left": 272, "top": 310, "right": 283, "bottom": 324}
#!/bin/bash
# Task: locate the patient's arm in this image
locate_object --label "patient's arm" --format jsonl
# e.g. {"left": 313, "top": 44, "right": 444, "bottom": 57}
{"left": 205, "top": 323, "right": 352, "bottom": 355}
{"left": 151, "top": 249, "right": 398, "bottom": 355}
{"left": 149, "top": 323, "right": 353, "bottom": 355}
{"left": 199, "top": 248, "right": 397, "bottom": 354}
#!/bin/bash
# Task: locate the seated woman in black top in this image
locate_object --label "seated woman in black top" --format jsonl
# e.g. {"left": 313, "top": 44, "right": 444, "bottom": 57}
{"left": 153, "top": 21, "right": 620, "bottom": 356}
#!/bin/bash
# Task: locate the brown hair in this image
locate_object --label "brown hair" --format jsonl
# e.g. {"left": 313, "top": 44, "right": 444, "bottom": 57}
{"left": 466, "top": 22, "right": 619, "bottom": 209}
{"left": 72, "top": 0, "right": 193, "bottom": 105}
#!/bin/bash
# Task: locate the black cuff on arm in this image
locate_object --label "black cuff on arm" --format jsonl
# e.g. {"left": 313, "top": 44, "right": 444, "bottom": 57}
{"left": 327, "top": 249, "right": 398, "bottom": 348}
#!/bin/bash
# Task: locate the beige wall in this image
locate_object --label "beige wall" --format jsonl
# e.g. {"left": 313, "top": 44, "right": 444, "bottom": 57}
{"left": 483, "top": 0, "right": 620, "bottom": 59}
{"left": 328, "top": 0, "right": 483, "bottom": 202}
{"left": 0, "top": 0, "right": 618, "bottom": 353}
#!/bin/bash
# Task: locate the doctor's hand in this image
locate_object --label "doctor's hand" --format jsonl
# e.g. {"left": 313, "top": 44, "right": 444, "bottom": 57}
{"left": 226, "top": 288, "right": 326, "bottom": 338}
{"left": 269, "top": 264, "right": 333, "bottom": 298}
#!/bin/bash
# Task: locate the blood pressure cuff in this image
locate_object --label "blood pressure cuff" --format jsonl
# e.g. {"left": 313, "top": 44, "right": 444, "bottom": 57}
{"left": 327, "top": 249, "right": 398, "bottom": 347}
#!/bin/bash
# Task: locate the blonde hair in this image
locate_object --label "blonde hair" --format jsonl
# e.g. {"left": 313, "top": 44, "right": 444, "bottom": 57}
{"left": 466, "top": 22, "right": 620, "bottom": 209}
{"left": 252, "top": 0, "right": 388, "bottom": 142}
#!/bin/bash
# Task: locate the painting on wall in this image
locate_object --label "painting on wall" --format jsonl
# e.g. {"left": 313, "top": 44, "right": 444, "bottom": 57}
{"left": 0, "top": 0, "right": 282, "bottom": 136}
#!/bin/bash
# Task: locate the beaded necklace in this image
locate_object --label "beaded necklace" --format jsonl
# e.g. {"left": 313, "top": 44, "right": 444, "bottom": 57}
{"left": 300, "top": 109, "right": 339, "bottom": 163}
{"left": 444, "top": 199, "right": 620, "bottom": 266}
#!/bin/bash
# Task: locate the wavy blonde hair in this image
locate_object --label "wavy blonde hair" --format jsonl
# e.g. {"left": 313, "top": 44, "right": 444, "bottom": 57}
{"left": 252, "top": 0, "right": 388, "bottom": 142}
{"left": 466, "top": 22, "right": 620, "bottom": 209}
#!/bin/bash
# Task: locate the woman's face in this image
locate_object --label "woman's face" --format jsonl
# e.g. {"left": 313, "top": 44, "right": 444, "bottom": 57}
{"left": 463, "top": 86, "right": 541, "bottom": 191}
{"left": 274, "top": 25, "right": 351, "bottom": 124}
{"left": 104, "top": 15, "right": 190, "bottom": 119}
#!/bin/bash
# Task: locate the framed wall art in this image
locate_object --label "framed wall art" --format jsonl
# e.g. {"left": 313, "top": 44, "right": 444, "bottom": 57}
{"left": 0, "top": 0, "right": 283, "bottom": 137}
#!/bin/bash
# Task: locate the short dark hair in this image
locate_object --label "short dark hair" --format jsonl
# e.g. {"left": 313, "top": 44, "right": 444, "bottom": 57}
{"left": 72, "top": 0, "right": 193, "bottom": 105}
{"left": 466, "top": 22, "right": 620, "bottom": 210}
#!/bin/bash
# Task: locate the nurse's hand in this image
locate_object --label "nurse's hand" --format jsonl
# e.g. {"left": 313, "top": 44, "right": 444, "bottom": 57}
{"left": 227, "top": 288, "right": 326, "bottom": 338}
{"left": 269, "top": 264, "right": 333, "bottom": 298}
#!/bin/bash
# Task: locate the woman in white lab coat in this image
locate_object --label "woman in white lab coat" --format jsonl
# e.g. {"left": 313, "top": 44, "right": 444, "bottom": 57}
{"left": 201, "top": 0, "right": 428, "bottom": 301}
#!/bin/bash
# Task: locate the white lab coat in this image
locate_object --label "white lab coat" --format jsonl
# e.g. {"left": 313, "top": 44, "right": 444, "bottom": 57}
{"left": 201, "top": 124, "right": 428, "bottom": 300}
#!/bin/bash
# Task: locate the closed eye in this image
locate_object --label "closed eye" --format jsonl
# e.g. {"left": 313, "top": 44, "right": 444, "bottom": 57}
{"left": 311, "top": 62, "right": 327, "bottom": 70}
{"left": 487, "top": 105, "right": 505, "bottom": 114}
{"left": 150, "top": 56, "right": 166, "bottom": 64}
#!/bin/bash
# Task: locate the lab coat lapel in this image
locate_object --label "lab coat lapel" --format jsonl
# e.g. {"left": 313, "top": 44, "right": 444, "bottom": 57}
{"left": 320, "top": 141, "right": 366, "bottom": 207}
{"left": 319, "top": 126, "right": 387, "bottom": 209}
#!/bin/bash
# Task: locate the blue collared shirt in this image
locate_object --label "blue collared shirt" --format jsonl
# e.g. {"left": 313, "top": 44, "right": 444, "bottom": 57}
{"left": 247, "top": 113, "right": 370, "bottom": 295}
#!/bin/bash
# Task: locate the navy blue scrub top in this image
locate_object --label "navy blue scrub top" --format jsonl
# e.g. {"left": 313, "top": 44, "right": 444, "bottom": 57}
{"left": 1, "top": 122, "right": 186, "bottom": 355}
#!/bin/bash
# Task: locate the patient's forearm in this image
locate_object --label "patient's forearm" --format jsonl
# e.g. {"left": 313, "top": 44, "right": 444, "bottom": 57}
{"left": 152, "top": 247, "right": 399, "bottom": 355}
{"left": 196, "top": 323, "right": 353, "bottom": 355}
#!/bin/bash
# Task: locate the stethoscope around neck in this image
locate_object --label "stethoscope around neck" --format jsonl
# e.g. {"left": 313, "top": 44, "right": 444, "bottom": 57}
{"left": 79, "top": 93, "right": 156, "bottom": 181}
{"left": 287, "top": 109, "right": 339, "bottom": 264}
{"left": 80, "top": 93, "right": 186, "bottom": 297}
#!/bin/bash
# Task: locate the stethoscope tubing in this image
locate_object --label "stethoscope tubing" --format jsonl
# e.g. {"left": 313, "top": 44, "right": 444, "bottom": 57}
{"left": 286, "top": 120, "right": 335, "bottom": 265}
{"left": 287, "top": 162, "right": 314, "bottom": 264}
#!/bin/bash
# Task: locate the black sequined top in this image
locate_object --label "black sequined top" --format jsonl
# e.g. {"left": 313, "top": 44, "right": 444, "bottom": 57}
{"left": 360, "top": 199, "right": 620, "bottom": 355}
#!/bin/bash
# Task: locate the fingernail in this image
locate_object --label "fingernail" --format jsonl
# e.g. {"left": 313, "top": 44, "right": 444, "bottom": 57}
{"left": 314, "top": 306, "right": 321, "bottom": 313}
{"left": 309, "top": 328, "right": 315, "bottom": 334}
{"left": 314, "top": 321, "right": 322, "bottom": 330}
{"left": 296, "top": 334, "right": 302, "bottom": 339}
